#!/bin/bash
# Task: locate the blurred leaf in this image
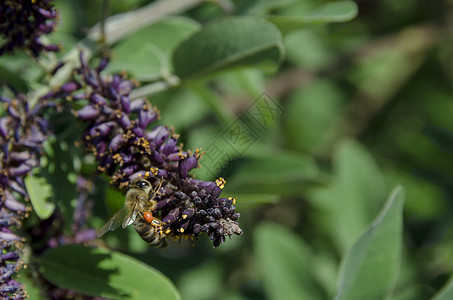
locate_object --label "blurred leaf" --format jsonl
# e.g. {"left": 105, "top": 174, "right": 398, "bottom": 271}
{"left": 334, "top": 186, "right": 405, "bottom": 300}
{"left": 160, "top": 89, "right": 210, "bottom": 131}
{"left": 24, "top": 174, "right": 55, "bottom": 220}
{"left": 311, "top": 252, "right": 339, "bottom": 297}
{"left": 244, "top": 0, "right": 299, "bottom": 14}
{"left": 267, "top": 1, "right": 358, "bottom": 34}
{"left": 173, "top": 17, "right": 284, "bottom": 79}
{"left": 385, "top": 168, "right": 444, "bottom": 220}
{"left": 284, "top": 28, "right": 332, "bottom": 70}
{"left": 0, "top": 64, "right": 28, "bottom": 92}
{"left": 0, "top": 53, "right": 42, "bottom": 87}
{"left": 333, "top": 139, "right": 388, "bottom": 251}
{"left": 220, "top": 193, "right": 280, "bottom": 210}
{"left": 177, "top": 263, "right": 223, "bottom": 300}
{"left": 107, "top": 17, "right": 200, "bottom": 81}
{"left": 39, "top": 245, "right": 180, "bottom": 300}
{"left": 215, "top": 69, "right": 266, "bottom": 97}
{"left": 105, "top": 186, "right": 125, "bottom": 214}
{"left": 431, "top": 275, "right": 453, "bottom": 300}
{"left": 224, "top": 146, "right": 321, "bottom": 196}
{"left": 423, "top": 125, "right": 453, "bottom": 154}
{"left": 254, "top": 222, "right": 322, "bottom": 300}
{"left": 309, "top": 139, "right": 388, "bottom": 253}
{"left": 16, "top": 268, "right": 44, "bottom": 300}
{"left": 285, "top": 80, "right": 345, "bottom": 151}
{"left": 347, "top": 26, "right": 434, "bottom": 102}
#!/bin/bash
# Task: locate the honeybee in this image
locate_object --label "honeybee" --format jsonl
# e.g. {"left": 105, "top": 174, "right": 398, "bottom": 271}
{"left": 98, "top": 178, "right": 167, "bottom": 248}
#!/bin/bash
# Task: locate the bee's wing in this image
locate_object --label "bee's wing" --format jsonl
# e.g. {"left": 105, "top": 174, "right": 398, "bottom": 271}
{"left": 98, "top": 204, "right": 133, "bottom": 238}
{"left": 122, "top": 200, "right": 139, "bottom": 229}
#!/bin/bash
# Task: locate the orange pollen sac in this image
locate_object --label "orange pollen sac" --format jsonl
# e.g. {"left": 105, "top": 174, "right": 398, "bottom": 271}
{"left": 143, "top": 212, "right": 154, "bottom": 223}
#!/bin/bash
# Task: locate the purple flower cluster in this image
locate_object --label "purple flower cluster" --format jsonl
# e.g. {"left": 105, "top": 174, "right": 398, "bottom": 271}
{"left": 49, "top": 53, "right": 243, "bottom": 247}
{"left": 0, "top": 93, "right": 50, "bottom": 299}
{"left": 0, "top": 0, "right": 59, "bottom": 57}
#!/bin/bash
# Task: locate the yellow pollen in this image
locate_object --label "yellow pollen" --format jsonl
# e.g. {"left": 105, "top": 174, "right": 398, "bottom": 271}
{"left": 180, "top": 228, "right": 185, "bottom": 233}
{"left": 177, "top": 151, "right": 187, "bottom": 159}
{"left": 215, "top": 177, "right": 226, "bottom": 189}
{"left": 233, "top": 198, "right": 237, "bottom": 205}
{"left": 182, "top": 214, "right": 187, "bottom": 219}
{"left": 150, "top": 167, "right": 158, "bottom": 176}
{"left": 165, "top": 229, "right": 171, "bottom": 234}
{"left": 145, "top": 171, "right": 150, "bottom": 178}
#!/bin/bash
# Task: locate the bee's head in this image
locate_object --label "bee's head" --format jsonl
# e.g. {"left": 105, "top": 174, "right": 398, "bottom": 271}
{"left": 129, "top": 178, "right": 152, "bottom": 192}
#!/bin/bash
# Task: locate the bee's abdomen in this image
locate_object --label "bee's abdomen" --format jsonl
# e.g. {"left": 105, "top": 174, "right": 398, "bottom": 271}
{"left": 134, "top": 219, "right": 167, "bottom": 248}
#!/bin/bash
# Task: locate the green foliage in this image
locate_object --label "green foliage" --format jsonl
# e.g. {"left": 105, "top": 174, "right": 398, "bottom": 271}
{"left": 24, "top": 174, "right": 55, "bottom": 220}
{"left": 173, "top": 17, "right": 284, "bottom": 79}
{"left": 424, "top": 126, "right": 453, "bottom": 154}
{"left": 107, "top": 17, "right": 200, "bottom": 81}
{"left": 309, "top": 139, "right": 387, "bottom": 253}
{"left": 334, "top": 186, "right": 405, "bottom": 300}
{"left": 4, "top": 0, "right": 451, "bottom": 299}
{"left": 254, "top": 222, "right": 322, "bottom": 300}
{"left": 224, "top": 146, "right": 321, "bottom": 196}
{"left": 267, "top": 1, "right": 358, "bottom": 34}
{"left": 432, "top": 276, "right": 453, "bottom": 300}
{"left": 39, "top": 245, "right": 180, "bottom": 300}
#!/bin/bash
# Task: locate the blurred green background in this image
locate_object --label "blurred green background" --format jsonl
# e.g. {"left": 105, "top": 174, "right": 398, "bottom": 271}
{"left": 6, "top": 0, "right": 453, "bottom": 299}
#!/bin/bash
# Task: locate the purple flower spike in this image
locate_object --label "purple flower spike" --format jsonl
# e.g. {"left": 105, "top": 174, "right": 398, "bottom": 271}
{"left": 38, "top": 8, "right": 55, "bottom": 19}
{"left": 147, "top": 125, "right": 169, "bottom": 148}
{"left": 161, "top": 138, "right": 178, "bottom": 155}
{"left": 61, "top": 82, "right": 80, "bottom": 93}
{"left": 120, "top": 96, "right": 131, "bottom": 114}
{"left": 138, "top": 107, "right": 157, "bottom": 129}
{"left": 0, "top": 0, "right": 58, "bottom": 57}
{"left": 88, "top": 122, "right": 115, "bottom": 138}
{"left": 90, "top": 93, "right": 107, "bottom": 105}
{"left": 8, "top": 164, "right": 32, "bottom": 177}
{"left": 74, "top": 105, "right": 100, "bottom": 120}
{"left": 109, "top": 134, "right": 124, "bottom": 152}
{"left": 0, "top": 118, "right": 9, "bottom": 138}
{"left": 44, "top": 44, "right": 60, "bottom": 52}
{"left": 97, "top": 57, "right": 110, "bottom": 73}
{"left": 179, "top": 156, "right": 198, "bottom": 179}
{"left": 46, "top": 52, "right": 242, "bottom": 248}
{"left": 130, "top": 98, "right": 146, "bottom": 112}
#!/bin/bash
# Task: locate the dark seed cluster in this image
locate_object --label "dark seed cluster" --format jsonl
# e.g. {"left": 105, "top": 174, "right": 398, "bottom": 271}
{"left": 0, "top": 0, "right": 59, "bottom": 57}
{"left": 0, "top": 93, "right": 51, "bottom": 299}
{"left": 49, "top": 53, "right": 243, "bottom": 247}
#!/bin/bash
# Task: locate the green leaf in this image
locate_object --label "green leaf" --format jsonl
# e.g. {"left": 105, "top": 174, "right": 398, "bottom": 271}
{"left": 267, "top": 1, "right": 358, "bottom": 34}
{"left": 431, "top": 275, "right": 453, "bottom": 300}
{"left": 159, "top": 89, "right": 210, "bottom": 131}
{"left": 284, "top": 29, "right": 333, "bottom": 70}
{"left": 223, "top": 146, "right": 321, "bottom": 196}
{"left": 333, "top": 139, "right": 388, "bottom": 252}
{"left": 243, "top": 0, "right": 299, "bottom": 14}
{"left": 24, "top": 174, "right": 55, "bottom": 220}
{"left": 309, "top": 139, "right": 387, "bottom": 253}
{"left": 0, "top": 63, "right": 28, "bottom": 92}
{"left": 177, "top": 263, "right": 223, "bottom": 300}
{"left": 284, "top": 80, "right": 345, "bottom": 151}
{"left": 254, "top": 222, "right": 322, "bottom": 300}
{"left": 16, "top": 268, "right": 45, "bottom": 300}
{"left": 334, "top": 186, "right": 405, "bottom": 300}
{"left": 105, "top": 186, "right": 125, "bottom": 213}
{"left": 172, "top": 17, "right": 284, "bottom": 79}
{"left": 39, "top": 245, "right": 180, "bottom": 300}
{"left": 107, "top": 17, "right": 200, "bottom": 80}
{"left": 423, "top": 125, "right": 453, "bottom": 154}
{"left": 220, "top": 193, "right": 280, "bottom": 210}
